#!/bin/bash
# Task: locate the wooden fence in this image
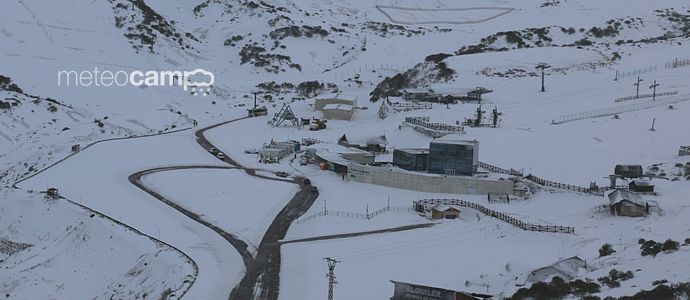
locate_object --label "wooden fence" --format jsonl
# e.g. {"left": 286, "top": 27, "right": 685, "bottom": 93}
{"left": 614, "top": 91, "right": 678, "bottom": 103}
{"left": 295, "top": 205, "right": 414, "bottom": 224}
{"left": 389, "top": 102, "right": 432, "bottom": 111}
{"left": 403, "top": 117, "right": 465, "bottom": 138}
{"left": 479, "top": 161, "right": 604, "bottom": 196}
{"left": 553, "top": 93, "right": 690, "bottom": 124}
{"left": 477, "top": 161, "right": 523, "bottom": 176}
{"left": 415, "top": 199, "right": 575, "bottom": 234}
{"left": 524, "top": 174, "right": 603, "bottom": 196}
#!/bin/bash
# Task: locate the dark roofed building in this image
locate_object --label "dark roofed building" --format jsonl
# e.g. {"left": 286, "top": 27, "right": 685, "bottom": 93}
{"left": 393, "top": 148, "right": 429, "bottom": 171}
{"left": 614, "top": 164, "right": 643, "bottom": 178}
{"left": 390, "top": 281, "right": 492, "bottom": 300}
{"left": 629, "top": 180, "right": 654, "bottom": 193}
{"left": 338, "top": 134, "right": 387, "bottom": 153}
{"left": 428, "top": 140, "right": 479, "bottom": 176}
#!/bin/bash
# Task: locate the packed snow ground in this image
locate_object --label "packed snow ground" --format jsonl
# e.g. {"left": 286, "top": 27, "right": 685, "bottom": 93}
{"left": 15, "top": 126, "right": 247, "bottom": 300}
{"left": 0, "top": 189, "right": 194, "bottom": 299}
{"left": 142, "top": 168, "right": 298, "bottom": 251}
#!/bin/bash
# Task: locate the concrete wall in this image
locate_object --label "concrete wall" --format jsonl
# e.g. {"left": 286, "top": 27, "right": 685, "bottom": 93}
{"left": 347, "top": 164, "right": 515, "bottom": 195}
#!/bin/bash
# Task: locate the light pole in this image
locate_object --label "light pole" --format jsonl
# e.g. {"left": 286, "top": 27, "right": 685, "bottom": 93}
{"left": 536, "top": 63, "right": 550, "bottom": 92}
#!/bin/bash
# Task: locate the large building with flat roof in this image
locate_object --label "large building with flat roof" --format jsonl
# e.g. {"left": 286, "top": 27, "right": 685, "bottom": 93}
{"left": 428, "top": 140, "right": 478, "bottom": 176}
{"left": 393, "top": 148, "right": 429, "bottom": 172}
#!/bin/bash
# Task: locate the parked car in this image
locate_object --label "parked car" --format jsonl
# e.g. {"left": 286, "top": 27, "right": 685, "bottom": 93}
{"left": 216, "top": 152, "right": 225, "bottom": 159}
{"left": 209, "top": 147, "right": 219, "bottom": 154}
{"left": 275, "top": 171, "right": 290, "bottom": 178}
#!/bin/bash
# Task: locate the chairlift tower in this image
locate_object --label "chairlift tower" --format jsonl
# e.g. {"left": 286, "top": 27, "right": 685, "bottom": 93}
{"left": 649, "top": 80, "right": 660, "bottom": 101}
{"left": 633, "top": 76, "right": 644, "bottom": 98}
{"left": 536, "top": 63, "right": 551, "bottom": 92}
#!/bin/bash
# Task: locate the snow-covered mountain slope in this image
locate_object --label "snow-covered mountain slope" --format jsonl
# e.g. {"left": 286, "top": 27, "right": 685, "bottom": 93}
{"left": 0, "top": 189, "right": 195, "bottom": 299}
{"left": 2, "top": 0, "right": 690, "bottom": 299}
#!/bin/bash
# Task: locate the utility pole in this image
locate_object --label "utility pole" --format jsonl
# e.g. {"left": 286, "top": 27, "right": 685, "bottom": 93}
{"left": 649, "top": 80, "right": 659, "bottom": 101}
{"left": 536, "top": 63, "right": 550, "bottom": 92}
{"left": 324, "top": 257, "right": 340, "bottom": 300}
{"left": 633, "top": 76, "right": 643, "bottom": 98}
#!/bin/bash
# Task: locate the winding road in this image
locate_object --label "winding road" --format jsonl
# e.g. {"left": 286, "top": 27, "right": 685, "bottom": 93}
{"left": 194, "top": 117, "right": 319, "bottom": 300}
{"left": 128, "top": 165, "right": 255, "bottom": 267}
{"left": 127, "top": 117, "right": 319, "bottom": 300}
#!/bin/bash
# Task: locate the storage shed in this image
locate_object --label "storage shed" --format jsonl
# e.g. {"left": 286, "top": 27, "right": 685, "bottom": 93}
{"left": 430, "top": 204, "right": 460, "bottom": 220}
{"left": 614, "top": 164, "right": 643, "bottom": 178}
{"left": 679, "top": 146, "right": 690, "bottom": 156}
{"left": 629, "top": 180, "right": 655, "bottom": 193}
{"left": 607, "top": 189, "right": 648, "bottom": 217}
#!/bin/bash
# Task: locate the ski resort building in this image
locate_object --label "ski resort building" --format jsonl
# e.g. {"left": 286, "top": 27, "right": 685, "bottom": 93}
{"left": 390, "top": 281, "right": 491, "bottom": 300}
{"left": 347, "top": 163, "right": 514, "bottom": 195}
{"left": 392, "top": 140, "right": 479, "bottom": 176}
{"left": 428, "top": 140, "right": 479, "bottom": 176}
{"left": 393, "top": 148, "right": 429, "bottom": 171}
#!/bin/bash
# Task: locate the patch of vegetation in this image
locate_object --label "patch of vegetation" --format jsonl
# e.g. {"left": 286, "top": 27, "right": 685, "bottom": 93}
{"left": 509, "top": 276, "right": 601, "bottom": 300}
{"left": 193, "top": 0, "right": 235, "bottom": 17}
{"left": 296, "top": 81, "right": 324, "bottom": 98}
{"left": 363, "top": 22, "right": 428, "bottom": 38}
{"left": 640, "top": 239, "right": 681, "bottom": 256}
{"left": 109, "top": 0, "right": 198, "bottom": 53}
{"left": 575, "top": 38, "right": 594, "bottom": 46}
{"left": 455, "top": 26, "right": 554, "bottom": 55}
{"left": 599, "top": 243, "right": 616, "bottom": 257}
{"left": 256, "top": 81, "right": 295, "bottom": 94}
{"left": 424, "top": 53, "right": 453, "bottom": 63}
{"left": 598, "top": 269, "right": 634, "bottom": 288}
{"left": 239, "top": 44, "right": 301, "bottom": 73}
{"left": 369, "top": 58, "right": 455, "bottom": 102}
{"left": 616, "top": 282, "right": 690, "bottom": 300}
{"left": 224, "top": 35, "right": 244, "bottom": 46}
{"left": 0, "top": 75, "right": 24, "bottom": 94}
{"left": 540, "top": 0, "right": 560, "bottom": 7}
{"left": 269, "top": 25, "right": 328, "bottom": 40}
{"left": 657, "top": 9, "right": 690, "bottom": 34}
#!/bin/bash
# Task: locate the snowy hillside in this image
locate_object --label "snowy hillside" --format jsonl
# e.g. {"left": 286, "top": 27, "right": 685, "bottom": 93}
{"left": 2, "top": 0, "right": 690, "bottom": 299}
{"left": 0, "top": 189, "right": 195, "bottom": 299}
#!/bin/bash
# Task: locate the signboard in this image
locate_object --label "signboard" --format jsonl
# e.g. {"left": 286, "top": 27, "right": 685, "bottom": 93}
{"left": 391, "top": 281, "right": 458, "bottom": 300}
